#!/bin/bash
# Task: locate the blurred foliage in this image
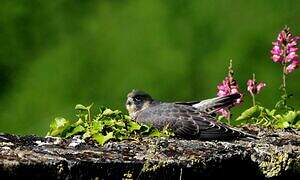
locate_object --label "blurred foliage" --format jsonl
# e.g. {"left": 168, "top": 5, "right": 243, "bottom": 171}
{"left": 0, "top": 0, "right": 300, "bottom": 135}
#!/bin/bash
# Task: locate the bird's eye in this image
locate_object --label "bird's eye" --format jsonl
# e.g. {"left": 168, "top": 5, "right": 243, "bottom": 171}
{"left": 134, "top": 96, "right": 142, "bottom": 102}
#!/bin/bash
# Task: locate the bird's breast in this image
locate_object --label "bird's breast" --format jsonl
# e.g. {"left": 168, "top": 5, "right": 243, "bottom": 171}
{"left": 135, "top": 103, "right": 176, "bottom": 130}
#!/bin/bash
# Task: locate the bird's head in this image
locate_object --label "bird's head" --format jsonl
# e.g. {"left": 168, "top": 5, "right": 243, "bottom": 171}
{"left": 126, "top": 89, "right": 153, "bottom": 118}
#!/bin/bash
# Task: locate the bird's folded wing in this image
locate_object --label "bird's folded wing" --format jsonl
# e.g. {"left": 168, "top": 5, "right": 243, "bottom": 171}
{"left": 174, "top": 101, "right": 200, "bottom": 106}
{"left": 175, "top": 94, "right": 241, "bottom": 115}
{"left": 173, "top": 112, "right": 249, "bottom": 140}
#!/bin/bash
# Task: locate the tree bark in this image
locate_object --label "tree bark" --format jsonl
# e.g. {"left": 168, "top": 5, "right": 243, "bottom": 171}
{"left": 0, "top": 126, "right": 299, "bottom": 179}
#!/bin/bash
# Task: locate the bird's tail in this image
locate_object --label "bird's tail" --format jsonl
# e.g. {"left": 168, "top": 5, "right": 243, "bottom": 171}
{"left": 192, "top": 94, "right": 241, "bottom": 114}
{"left": 228, "top": 126, "right": 259, "bottom": 140}
{"left": 197, "top": 125, "right": 259, "bottom": 140}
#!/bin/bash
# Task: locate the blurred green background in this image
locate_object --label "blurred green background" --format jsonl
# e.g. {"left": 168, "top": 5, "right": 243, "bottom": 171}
{"left": 0, "top": 0, "right": 299, "bottom": 135}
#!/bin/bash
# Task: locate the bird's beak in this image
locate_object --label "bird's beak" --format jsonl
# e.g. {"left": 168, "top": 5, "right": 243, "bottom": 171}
{"left": 126, "top": 98, "right": 132, "bottom": 106}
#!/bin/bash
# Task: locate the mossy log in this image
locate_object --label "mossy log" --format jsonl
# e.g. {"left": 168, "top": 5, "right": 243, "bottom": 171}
{"left": 0, "top": 126, "right": 299, "bottom": 179}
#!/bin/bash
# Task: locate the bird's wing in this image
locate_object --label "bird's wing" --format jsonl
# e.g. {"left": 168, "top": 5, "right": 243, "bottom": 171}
{"left": 174, "top": 101, "right": 200, "bottom": 106}
{"left": 175, "top": 94, "right": 241, "bottom": 115}
{"left": 172, "top": 107, "right": 240, "bottom": 139}
{"left": 136, "top": 103, "right": 256, "bottom": 140}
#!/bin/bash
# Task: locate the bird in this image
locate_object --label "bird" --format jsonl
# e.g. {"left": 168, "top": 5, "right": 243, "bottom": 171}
{"left": 125, "top": 89, "right": 257, "bottom": 140}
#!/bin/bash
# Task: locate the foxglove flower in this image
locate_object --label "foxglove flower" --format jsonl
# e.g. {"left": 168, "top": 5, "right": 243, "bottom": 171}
{"left": 286, "top": 60, "right": 299, "bottom": 74}
{"left": 247, "top": 79, "right": 266, "bottom": 95}
{"left": 217, "top": 108, "right": 230, "bottom": 119}
{"left": 216, "top": 61, "right": 243, "bottom": 119}
{"left": 271, "top": 27, "right": 300, "bottom": 73}
{"left": 271, "top": 27, "right": 299, "bottom": 109}
{"left": 217, "top": 77, "right": 243, "bottom": 104}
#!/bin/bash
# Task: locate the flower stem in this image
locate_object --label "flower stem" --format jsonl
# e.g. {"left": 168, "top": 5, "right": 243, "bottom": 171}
{"left": 282, "top": 63, "right": 288, "bottom": 108}
{"left": 251, "top": 73, "right": 256, "bottom": 106}
{"left": 251, "top": 94, "right": 256, "bottom": 106}
{"left": 227, "top": 60, "right": 233, "bottom": 125}
{"left": 88, "top": 108, "right": 91, "bottom": 124}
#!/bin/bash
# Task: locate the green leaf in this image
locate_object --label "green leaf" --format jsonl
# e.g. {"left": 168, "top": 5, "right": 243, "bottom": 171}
{"left": 128, "top": 121, "right": 141, "bottom": 132}
{"left": 103, "top": 119, "right": 116, "bottom": 126}
{"left": 293, "top": 120, "right": 300, "bottom": 129}
{"left": 275, "top": 99, "right": 284, "bottom": 109}
{"left": 86, "top": 103, "right": 94, "bottom": 110}
{"left": 236, "top": 106, "right": 261, "bottom": 121}
{"left": 91, "top": 121, "right": 104, "bottom": 133}
{"left": 47, "top": 117, "right": 71, "bottom": 136}
{"left": 102, "top": 109, "right": 114, "bottom": 116}
{"left": 50, "top": 117, "right": 68, "bottom": 129}
{"left": 140, "top": 124, "right": 152, "bottom": 134}
{"left": 274, "top": 111, "right": 299, "bottom": 129}
{"left": 93, "top": 132, "right": 114, "bottom": 145}
{"left": 265, "top": 109, "right": 276, "bottom": 116}
{"left": 115, "top": 121, "right": 126, "bottom": 127}
{"left": 275, "top": 114, "right": 282, "bottom": 119}
{"left": 82, "top": 131, "right": 91, "bottom": 139}
{"left": 275, "top": 121, "right": 290, "bottom": 129}
{"left": 75, "top": 104, "right": 88, "bottom": 111}
{"left": 149, "top": 128, "right": 162, "bottom": 137}
{"left": 124, "top": 115, "right": 132, "bottom": 120}
{"left": 292, "top": 111, "right": 300, "bottom": 125}
{"left": 48, "top": 105, "right": 174, "bottom": 145}
{"left": 66, "top": 125, "right": 85, "bottom": 138}
{"left": 282, "top": 111, "right": 297, "bottom": 123}
{"left": 74, "top": 118, "right": 84, "bottom": 126}
{"left": 114, "top": 128, "right": 129, "bottom": 140}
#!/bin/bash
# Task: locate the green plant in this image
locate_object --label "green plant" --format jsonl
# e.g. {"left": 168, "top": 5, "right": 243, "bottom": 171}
{"left": 235, "top": 106, "right": 300, "bottom": 129}
{"left": 217, "top": 27, "right": 300, "bottom": 130}
{"left": 271, "top": 26, "right": 299, "bottom": 110}
{"left": 47, "top": 104, "right": 174, "bottom": 145}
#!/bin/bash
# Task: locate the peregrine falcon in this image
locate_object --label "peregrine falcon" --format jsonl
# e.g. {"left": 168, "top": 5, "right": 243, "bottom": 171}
{"left": 126, "top": 90, "right": 257, "bottom": 140}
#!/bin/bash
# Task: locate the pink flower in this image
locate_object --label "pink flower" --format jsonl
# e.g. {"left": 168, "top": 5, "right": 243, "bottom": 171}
{"left": 218, "top": 108, "right": 230, "bottom": 119}
{"left": 217, "top": 77, "right": 243, "bottom": 104}
{"left": 271, "top": 27, "right": 300, "bottom": 74}
{"left": 216, "top": 61, "right": 243, "bottom": 118}
{"left": 247, "top": 80, "right": 255, "bottom": 92}
{"left": 286, "top": 60, "right": 300, "bottom": 73}
{"left": 217, "top": 77, "right": 231, "bottom": 97}
{"left": 271, "top": 44, "right": 283, "bottom": 62}
{"left": 247, "top": 79, "right": 266, "bottom": 95}
{"left": 257, "top": 83, "right": 266, "bottom": 92}
{"left": 286, "top": 52, "right": 298, "bottom": 62}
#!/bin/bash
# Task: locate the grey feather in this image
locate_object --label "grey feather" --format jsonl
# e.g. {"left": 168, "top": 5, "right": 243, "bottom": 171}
{"left": 135, "top": 102, "right": 256, "bottom": 140}
{"left": 191, "top": 94, "right": 241, "bottom": 114}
